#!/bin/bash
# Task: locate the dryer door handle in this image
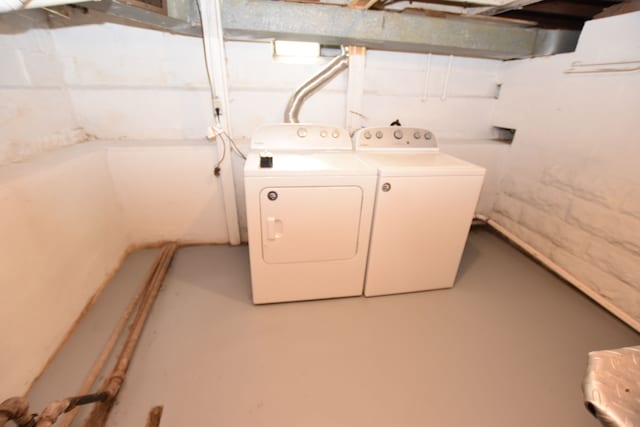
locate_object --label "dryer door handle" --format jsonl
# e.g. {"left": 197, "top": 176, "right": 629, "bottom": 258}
{"left": 266, "top": 217, "right": 283, "bottom": 240}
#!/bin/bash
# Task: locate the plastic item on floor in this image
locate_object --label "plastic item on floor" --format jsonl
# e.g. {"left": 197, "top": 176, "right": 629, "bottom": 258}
{"left": 583, "top": 345, "right": 640, "bottom": 427}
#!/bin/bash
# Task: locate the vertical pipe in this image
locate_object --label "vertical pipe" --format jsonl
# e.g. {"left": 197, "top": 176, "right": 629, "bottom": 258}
{"left": 441, "top": 55, "right": 453, "bottom": 101}
{"left": 284, "top": 48, "right": 350, "bottom": 123}
{"left": 346, "top": 46, "right": 366, "bottom": 134}
{"left": 199, "top": 0, "right": 241, "bottom": 245}
{"left": 422, "top": 53, "right": 432, "bottom": 102}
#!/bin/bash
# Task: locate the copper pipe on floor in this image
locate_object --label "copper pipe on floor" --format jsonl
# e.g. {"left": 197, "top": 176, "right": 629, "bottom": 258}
{"left": 84, "top": 242, "right": 177, "bottom": 427}
{"left": 145, "top": 406, "right": 163, "bottom": 427}
{"left": 56, "top": 247, "right": 168, "bottom": 427}
{"left": 0, "top": 397, "right": 34, "bottom": 427}
{"left": 1, "top": 243, "right": 177, "bottom": 427}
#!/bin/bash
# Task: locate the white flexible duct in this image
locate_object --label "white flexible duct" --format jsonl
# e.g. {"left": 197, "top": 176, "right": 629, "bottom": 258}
{"left": 284, "top": 48, "right": 349, "bottom": 123}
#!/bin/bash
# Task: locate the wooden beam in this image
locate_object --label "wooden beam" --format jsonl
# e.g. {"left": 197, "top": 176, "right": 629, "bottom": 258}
{"left": 348, "top": 0, "right": 380, "bottom": 10}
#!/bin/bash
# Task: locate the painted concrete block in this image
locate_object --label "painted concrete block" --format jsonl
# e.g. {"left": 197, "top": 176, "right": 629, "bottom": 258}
{"left": 106, "top": 142, "right": 230, "bottom": 245}
{"left": 567, "top": 199, "right": 640, "bottom": 255}
{"left": 493, "top": 193, "right": 523, "bottom": 221}
{"left": 576, "top": 12, "right": 640, "bottom": 64}
{"left": 542, "top": 165, "right": 626, "bottom": 210}
{"left": 229, "top": 89, "right": 347, "bottom": 138}
{"left": 226, "top": 41, "right": 347, "bottom": 92}
{"left": 0, "top": 48, "right": 31, "bottom": 86}
{"left": 515, "top": 226, "right": 555, "bottom": 255}
{"left": 550, "top": 247, "right": 640, "bottom": 321}
{"left": 517, "top": 208, "right": 581, "bottom": 254}
{"left": 586, "top": 241, "right": 640, "bottom": 289}
{"left": 621, "top": 189, "right": 640, "bottom": 220}
{"left": 21, "top": 51, "right": 65, "bottom": 87}
{"left": 530, "top": 184, "right": 571, "bottom": 218}
{"left": 501, "top": 175, "right": 533, "bottom": 202}
{"left": 550, "top": 248, "right": 605, "bottom": 293}
{"left": 70, "top": 89, "right": 212, "bottom": 140}
{"left": 552, "top": 221, "right": 593, "bottom": 257}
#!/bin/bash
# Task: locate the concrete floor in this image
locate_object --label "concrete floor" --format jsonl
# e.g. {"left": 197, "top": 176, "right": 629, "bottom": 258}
{"left": 28, "top": 228, "right": 638, "bottom": 427}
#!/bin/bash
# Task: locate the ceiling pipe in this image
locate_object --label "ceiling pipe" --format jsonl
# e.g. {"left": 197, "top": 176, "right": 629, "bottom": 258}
{"left": 284, "top": 47, "right": 350, "bottom": 123}
{"left": 0, "top": 0, "right": 94, "bottom": 13}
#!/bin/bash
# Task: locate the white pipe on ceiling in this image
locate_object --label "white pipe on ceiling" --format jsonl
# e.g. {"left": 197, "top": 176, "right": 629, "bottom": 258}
{"left": 0, "top": 0, "right": 94, "bottom": 13}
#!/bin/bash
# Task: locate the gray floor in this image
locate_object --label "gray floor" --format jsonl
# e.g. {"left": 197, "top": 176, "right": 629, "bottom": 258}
{"left": 28, "top": 228, "right": 639, "bottom": 427}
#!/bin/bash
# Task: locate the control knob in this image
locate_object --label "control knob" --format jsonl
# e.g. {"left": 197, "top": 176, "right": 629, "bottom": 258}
{"left": 393, "top": 130, "right": 403, "bottom": 140}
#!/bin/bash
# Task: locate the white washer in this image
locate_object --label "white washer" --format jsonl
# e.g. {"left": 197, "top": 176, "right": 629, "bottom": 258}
{"left": 245, "top": 124, "right": 377, "bottom": 304}
{"left": 354, "top": 126, "right": 486, "bottom": 297}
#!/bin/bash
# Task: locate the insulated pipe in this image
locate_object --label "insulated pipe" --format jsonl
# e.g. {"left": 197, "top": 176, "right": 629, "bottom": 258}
{"left": 0, "top": 397, "right": 32, "bottom": 426}
{"left": 0, "top": 0, "right": 93, "bottom": 13}
{"left": 284, "top": 48, "right": 350, "bottom": 123}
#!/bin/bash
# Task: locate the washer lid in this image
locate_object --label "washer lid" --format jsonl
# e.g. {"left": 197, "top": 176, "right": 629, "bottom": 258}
{"left": 358, "top": 152, "right": 485, "bottom": 177}
{"left": 245, "top": 151, "right": 377, "bottom": 177}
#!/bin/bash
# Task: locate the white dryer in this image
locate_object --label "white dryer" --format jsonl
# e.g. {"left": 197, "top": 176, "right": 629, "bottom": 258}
{"left": 354, "top": 126, "right": 485, "bottom": 297}
{"left": 244, "top": 124, "right": 377, "bottom": 304}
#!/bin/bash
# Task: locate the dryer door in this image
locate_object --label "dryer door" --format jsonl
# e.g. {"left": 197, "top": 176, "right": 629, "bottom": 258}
{"left": 260, "top": 186, "right": 363, "bottom": 264}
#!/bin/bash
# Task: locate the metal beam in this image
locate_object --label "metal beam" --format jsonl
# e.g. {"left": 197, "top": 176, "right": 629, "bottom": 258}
{"left": 221, "top": 0, "right": 579, "bottom": 59}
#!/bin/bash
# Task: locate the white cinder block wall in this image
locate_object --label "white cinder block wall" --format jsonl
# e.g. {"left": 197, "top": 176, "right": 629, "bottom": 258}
{"left": 492, "top": 12, "right": 640, "bottom": 324}
{"left": 0, "top": 12, "right": 83, "bottom": 165}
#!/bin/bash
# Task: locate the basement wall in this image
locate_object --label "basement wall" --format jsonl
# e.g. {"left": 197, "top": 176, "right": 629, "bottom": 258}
{"left": 0, "top": 140, "right": 226, "bottom": 398}
{"left": 0, "top": 144, "right": 129, "bottom": 397}
{"left": 0, "top": 12, "right": 82, "bottom": 164}
{"left": 492, "top": 12, "right": 640, "bottom": 325}
{"left": 0, "top": 13, "right": 228, "bottom": 396}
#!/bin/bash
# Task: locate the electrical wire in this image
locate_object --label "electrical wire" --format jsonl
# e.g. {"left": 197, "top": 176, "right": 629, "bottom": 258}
{"left": 221, "top": 131, "right": 247, "bottom": 160}
{"left": 196, "top": 0, "right": 247, "bottom": 175}
{"left": 211, "top": 127, "right": 227, "bottom": 176}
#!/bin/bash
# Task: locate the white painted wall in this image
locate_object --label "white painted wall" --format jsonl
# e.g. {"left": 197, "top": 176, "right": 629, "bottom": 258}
{"left": 107, "top": 141, "right": 229, "bottom": 245}
{"left": 0, "top": 143, "right": 130, "bottom": 397}
{"left": 360, "top": 50, "right": 510, "bottom": 214}
{"left": 492, "top": 12, "right": 640, "bottom": 324}
{"left": 0, "top": 11, "right": 85, "bottom": 165}
{"left": 0, "top": 13, "right": 234, "bottom": 396}
{"left": 0, "top": 139, "right": 229, "bottom": 397}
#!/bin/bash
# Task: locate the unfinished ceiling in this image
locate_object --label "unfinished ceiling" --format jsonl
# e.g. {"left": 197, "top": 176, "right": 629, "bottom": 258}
{"left": 221, "top": 0, "right": 580, "bottom": 59}
{"left": 4, "top": 0, "right": 630, "bottom": 59}
{"left": 341, "top": 0, "right": 624, "bottom": 30}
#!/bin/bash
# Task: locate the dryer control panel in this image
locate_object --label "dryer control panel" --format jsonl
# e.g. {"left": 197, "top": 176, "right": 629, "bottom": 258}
{"left": 354, "top": 127, "right": 438, "bottom": 151}
{"left": 251, "top": 123, "right": 351, "bottom": 151}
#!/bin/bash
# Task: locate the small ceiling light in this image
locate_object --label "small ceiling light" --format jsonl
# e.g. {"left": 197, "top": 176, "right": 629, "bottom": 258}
{"left": 273, "top": 40, "right": 320, "bottom": 62}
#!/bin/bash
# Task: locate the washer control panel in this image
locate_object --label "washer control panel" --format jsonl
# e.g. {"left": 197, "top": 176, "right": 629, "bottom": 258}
{"left": 354, "top": 126, "right": 438, "bottom": 150}
{"left": 251, "top": 123, "right": 351, "bottom": 151}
